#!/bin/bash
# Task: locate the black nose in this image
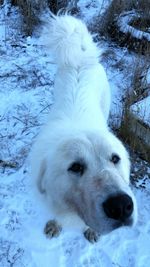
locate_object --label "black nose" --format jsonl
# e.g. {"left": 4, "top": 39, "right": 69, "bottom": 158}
{"left": 103, "top": 194, "right": 133, "bottom": 221}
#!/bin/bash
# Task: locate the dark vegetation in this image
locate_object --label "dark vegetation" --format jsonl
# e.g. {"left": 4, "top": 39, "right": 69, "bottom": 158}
{"left": 9, "top": 0, "right": 79, "bottom": 35}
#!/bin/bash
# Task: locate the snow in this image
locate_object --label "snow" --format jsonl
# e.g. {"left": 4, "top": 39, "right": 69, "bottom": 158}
{"left": 147, "top": 68, "right": 150, "bottom": 84}
{"left": 130, "top": 96, "right": 150, "bottom": 127}
{"left": 0, "top": 2, "right": 150, "bottom": 267}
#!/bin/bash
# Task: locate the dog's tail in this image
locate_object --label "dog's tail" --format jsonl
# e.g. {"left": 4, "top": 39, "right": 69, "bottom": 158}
{"left": 46, "top": 14, "right": 99, "bottom": 67}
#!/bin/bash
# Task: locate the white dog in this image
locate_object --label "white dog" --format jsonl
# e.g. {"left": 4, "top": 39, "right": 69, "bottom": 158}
{"left": 31, "top": 14, "right": 137, "bottom": 243}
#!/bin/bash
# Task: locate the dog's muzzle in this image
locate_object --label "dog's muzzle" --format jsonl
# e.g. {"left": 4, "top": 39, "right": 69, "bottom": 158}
{"left": 103, "top": 193, "right": 134, "bottom": 224}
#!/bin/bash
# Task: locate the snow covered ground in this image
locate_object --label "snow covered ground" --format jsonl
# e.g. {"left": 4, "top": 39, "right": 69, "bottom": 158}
{"left": 0, "top": 1, "right": 150, "bottom": 267}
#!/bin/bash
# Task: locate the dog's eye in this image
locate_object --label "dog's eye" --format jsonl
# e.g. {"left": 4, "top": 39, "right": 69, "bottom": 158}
{"left": 68, "top": 162, "right": 85, "bottom": 175}
{"left": 111, "top": 154, "right": 120, "bottom": 164}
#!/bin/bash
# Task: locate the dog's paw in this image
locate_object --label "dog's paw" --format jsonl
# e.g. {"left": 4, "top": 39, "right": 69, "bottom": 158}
{"left": 84, "top": 228, "right": 100, "bottom": 243}
{"left": 44, "top": 220, "right": 62, "bottom": 239}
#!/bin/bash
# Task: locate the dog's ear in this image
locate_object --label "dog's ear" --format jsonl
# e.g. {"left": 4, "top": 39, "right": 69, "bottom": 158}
{"left": 37, "top": 159, "right": 47, "bottom": 193}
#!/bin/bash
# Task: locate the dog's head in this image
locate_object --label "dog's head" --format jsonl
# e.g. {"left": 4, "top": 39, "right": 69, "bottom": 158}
{"left": 39, "top": 129, "right": 137, "bottom": 235}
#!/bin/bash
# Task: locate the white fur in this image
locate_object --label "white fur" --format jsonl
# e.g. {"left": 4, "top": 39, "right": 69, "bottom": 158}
{"left": 30, "top": 15, "right": 137, "bottom": 236}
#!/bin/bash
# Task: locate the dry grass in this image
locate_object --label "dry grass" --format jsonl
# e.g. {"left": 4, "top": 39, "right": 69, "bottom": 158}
{"left": 47, "top": 0, "right": 68, "bottom": 14}
{"left": 11, "top": 0, "right": 44, "bottom": 35}
{"left": 91, "top": 0, "right": 150, "bottom": 161}
{"left": 102, "top": 0, "right": 150, "bottom": 32}
{"left": 10, "top": 0, "right": 80, "bottom": 34}
{"left": 45, "top": 0, "right": 79, "bottom": 15}
{"left": 94, "top": 0, "right": 150, "bottom": 54}
{"left": 119, "top": 56, "right": 150, "bottom": 161}
{"left": 95, "top": 0, "right": 133, "bottom": 36}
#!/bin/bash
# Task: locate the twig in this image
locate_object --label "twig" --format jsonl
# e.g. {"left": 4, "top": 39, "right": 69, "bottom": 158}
{"left": 0, "top": 159, "right": 17, "bottom": 168}
{"left": 12, "top": 116, "right": 25, "bottom": 125}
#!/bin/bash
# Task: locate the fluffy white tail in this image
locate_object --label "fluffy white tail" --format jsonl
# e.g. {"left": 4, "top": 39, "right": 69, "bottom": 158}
{"left": 46, "top": 14, "right": 99, "bottom": 67}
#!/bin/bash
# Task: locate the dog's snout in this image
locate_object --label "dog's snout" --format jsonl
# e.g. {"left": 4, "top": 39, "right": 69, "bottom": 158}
{"left": 103, "top": 193, "right": 133, "bottom": 221}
